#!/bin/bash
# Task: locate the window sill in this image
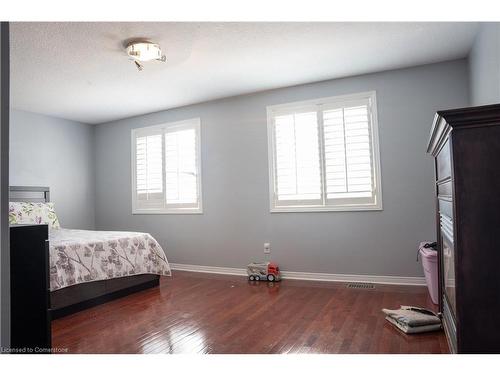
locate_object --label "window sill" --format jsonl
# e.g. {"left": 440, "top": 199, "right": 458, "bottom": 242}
{"left": 132, "top": 209, "right": 203, "bottom": 215}
{"left": 270, "top": 204, "right": 383, "bottom": 213}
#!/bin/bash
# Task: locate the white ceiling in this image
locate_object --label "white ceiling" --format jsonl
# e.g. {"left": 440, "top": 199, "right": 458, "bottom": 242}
{"left": 10, "top": 22, "right": 478, "bottom": 124}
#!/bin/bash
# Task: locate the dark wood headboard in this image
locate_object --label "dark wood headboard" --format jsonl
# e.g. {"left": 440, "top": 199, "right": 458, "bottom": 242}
{"left": 9, "top": 186, "right": 50, "bottom": 203}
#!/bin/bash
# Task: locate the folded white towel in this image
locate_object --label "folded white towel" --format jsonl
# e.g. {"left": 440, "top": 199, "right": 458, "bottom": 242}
{"left": 385, "top": 316, "right": 442, "bottom": 334}
{"left": 382, "top": 305, "right": 441, "bottom": 327}
{"left": 382, "top": 305, "right": 442, "bottom": 334}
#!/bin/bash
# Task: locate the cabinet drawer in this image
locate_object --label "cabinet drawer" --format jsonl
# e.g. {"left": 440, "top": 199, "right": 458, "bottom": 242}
{"left": 437, "top": 178, "right": 453, "bottom": 198}
{"left": 439, "top": 198, "right": 454, "bottom": 222}
{"left": 436, "top": 138, "right": 452, "bottom": 181}
{"left": 440, "top": 213, "right": 454, "bottom": 243}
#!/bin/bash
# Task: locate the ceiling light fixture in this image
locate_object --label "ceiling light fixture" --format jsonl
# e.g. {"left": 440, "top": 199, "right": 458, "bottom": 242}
{"left": 125, "top": 40, "right": 166, "bottom": 71}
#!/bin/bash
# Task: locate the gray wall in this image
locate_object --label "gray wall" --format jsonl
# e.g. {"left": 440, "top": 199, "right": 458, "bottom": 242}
{"left": 9, "top": 110, "right": 95, "bottom": 229}
{"left": 94, "top": 59, "right": 469, "bottom": 277}
{"left": 1, "top": 22, "right": 10, "bottom": 350}
{"left": 469, "top": 23, "right": 500, "bottom": 105}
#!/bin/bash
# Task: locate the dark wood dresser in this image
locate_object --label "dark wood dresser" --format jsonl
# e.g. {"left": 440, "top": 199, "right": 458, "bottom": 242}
{"left": 10, "top": 224, "right": 51, "bottom": 352}
{"left": 427, "top": 104, "right": 500, "bottom": 353}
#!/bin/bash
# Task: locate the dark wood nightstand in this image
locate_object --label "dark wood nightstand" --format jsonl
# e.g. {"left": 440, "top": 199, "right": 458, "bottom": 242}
{"left": 10, "top": 224, "right": 51, "bottom": 352}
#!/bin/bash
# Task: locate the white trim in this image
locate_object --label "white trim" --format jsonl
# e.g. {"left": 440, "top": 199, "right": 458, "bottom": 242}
{"left": 270, "top": 204, "right": 383, "bottom": 213}
{"left": 170, "top": 263, "right": 247, "bottom": 276}
{"left": 266, "top": 91, "right": 383, "bottom": 213}
{"left": 169, "top": 263, "right": 426, "bottom": 286}
{"left": 131, "top": 118, "right": 203, "bottom": 215}
{"left": 369, "top": 91, "right": 384, "bottom": 211}
{"left": 133, "top": 208, "right": 203, "bottom": 215}
{"left": 267, "top": 91, "right": 378, "bottom": 113}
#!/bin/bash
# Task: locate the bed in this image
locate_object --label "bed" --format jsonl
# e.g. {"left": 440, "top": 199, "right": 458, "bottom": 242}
{"left": 9, "top": 186, "right": 171, "bottom": 318}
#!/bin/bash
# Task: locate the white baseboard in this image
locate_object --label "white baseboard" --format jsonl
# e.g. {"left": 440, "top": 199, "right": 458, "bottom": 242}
{"left": 171, "top": 263, "right": 247, "bottom": 276}
{"left": 169, "top": 263, "right": 426, "bottom": 286}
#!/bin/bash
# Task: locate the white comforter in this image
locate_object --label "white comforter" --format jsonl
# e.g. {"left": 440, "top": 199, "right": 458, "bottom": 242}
{"left": 49, "top": 228, "right": 171, "bottom": 291}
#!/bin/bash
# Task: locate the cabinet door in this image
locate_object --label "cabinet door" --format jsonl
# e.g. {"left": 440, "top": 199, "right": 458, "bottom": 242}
{"left": 440, "top": 224, "right": 456, "bottom": 318}
{"left": 440, "top": 214, "right": 458, "bottom": 353}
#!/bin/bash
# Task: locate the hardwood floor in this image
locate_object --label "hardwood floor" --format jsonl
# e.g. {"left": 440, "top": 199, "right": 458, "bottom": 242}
{"left": 52, "top": 271, "right": 449, "bottom": 354}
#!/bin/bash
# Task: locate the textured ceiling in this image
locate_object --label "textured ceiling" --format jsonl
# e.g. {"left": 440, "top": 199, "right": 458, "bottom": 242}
{"left": 10, "top": 22, "right": 478, "bottom": 124}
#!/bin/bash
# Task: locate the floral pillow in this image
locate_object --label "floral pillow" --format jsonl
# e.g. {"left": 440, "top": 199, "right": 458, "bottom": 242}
{"left": 9, "top": 201, "right": 61, "bottom": 229}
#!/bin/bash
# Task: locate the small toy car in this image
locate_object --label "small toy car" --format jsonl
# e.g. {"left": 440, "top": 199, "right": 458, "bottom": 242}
{"left": 246, "top": 262, "right": 281, "bottom": 282}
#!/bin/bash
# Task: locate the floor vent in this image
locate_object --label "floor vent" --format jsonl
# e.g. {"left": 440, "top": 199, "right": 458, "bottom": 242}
{"left": 346, "top": 282, "right": 375, "bottom": 289}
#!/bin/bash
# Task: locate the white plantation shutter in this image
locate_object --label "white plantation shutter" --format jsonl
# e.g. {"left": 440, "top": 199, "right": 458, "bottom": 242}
{"left": 132, "top": 119, "right": 202, "bottom": 213}
{"left": 268, "top": 92, "right": 382, "bottom": 211}
{"left": 164, "top": 127, "right": 199, "bottom": 207}
{"left": 274, "top": 111, "right": 322, "bottom": 203}
{"left": 135, "top": 130, "right": 164, "bottom": 208}
{"left": 323, "top": 103, "right": 373, "bottom": 201}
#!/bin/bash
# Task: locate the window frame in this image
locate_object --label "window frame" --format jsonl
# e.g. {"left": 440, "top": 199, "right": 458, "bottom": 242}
{"left": 131, "top": 118, "right": 203, "bottom": 215}
{"left": 267, "top": 91, "right": 383, "bottom": 213}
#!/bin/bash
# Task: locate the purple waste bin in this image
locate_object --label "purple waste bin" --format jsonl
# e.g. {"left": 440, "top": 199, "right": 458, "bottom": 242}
{"left": 419, "top": 242, "right": 439, "bottom": 305}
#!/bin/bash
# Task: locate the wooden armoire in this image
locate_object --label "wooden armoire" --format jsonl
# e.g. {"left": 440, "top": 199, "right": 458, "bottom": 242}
{"left": 427, "top": 104, "right": 500, "bottom": 353}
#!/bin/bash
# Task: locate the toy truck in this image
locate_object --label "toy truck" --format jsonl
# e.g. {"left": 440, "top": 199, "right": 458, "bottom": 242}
{"left": 246, "top": 262, "right": 281, "bottom": 282}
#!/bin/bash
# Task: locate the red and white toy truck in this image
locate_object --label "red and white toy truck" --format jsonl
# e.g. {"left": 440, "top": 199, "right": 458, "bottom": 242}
{"left": 246, "top": 262, "right": 281, "bottom": 282}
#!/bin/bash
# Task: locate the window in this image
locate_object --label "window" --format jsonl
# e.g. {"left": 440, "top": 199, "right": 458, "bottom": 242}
{"left": 132, "top": 118, "right": 202, "bottom": 214}
{"left": 267, "top": 91, "right": 382, "bottom": 212}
